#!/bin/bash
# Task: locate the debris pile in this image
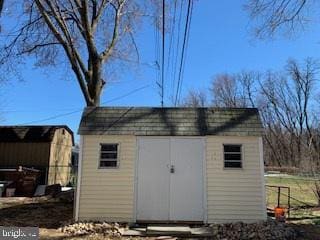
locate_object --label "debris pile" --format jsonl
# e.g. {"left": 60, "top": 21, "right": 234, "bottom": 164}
{"left": 59, "top": 222, "right": 124, "bottom": 237}
{"left": 60, "top": 219, "right": 297, "bottom": 239}
{"left": 0, "top": 167, "right": 41, "bottom": 197}
{"left": 209, "top": 219, "right": 297, "bottom": 240}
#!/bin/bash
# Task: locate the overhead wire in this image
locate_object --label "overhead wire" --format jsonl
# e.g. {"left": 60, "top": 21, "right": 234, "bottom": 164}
{"left": 167, "top": 0, "right": 178, "bottom": 102}
{"left": 174, "top": 0, "right": 193, "bottom": 106}
{"left": 17, "top": 85, "right": 150, "bottom": 125}
{"left": 172, "top": 0, "right": 184, "bottom": 100}
{"left": 161, "top": 0, "right": 165, "bottom": 107}
{"left": 154, "top": 8, "right": 161, "bottom": 102}
{"left": 177, "top": 0, "right": 194, "bottom": 103}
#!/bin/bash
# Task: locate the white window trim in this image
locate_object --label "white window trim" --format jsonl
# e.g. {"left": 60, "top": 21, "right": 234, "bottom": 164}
{"left": 223, "top": 144, "right": 243, "bottom": 169}
{"left": 98, "top": 143, "right": 120, "bottom": 169}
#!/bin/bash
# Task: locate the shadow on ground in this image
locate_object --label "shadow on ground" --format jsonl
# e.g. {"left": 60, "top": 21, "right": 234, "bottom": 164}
{"left": 0, "top": 200, "right": 73, "bottom": 229}
{"left": 289, "top": 223, "right": 320, "bottom": 240}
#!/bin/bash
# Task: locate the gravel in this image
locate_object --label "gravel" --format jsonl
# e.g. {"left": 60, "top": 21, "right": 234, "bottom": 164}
{"left": 59, "top": 222, "right": 124, "bottom": 237}
{"left": 209, "top": 219, "right": 298, "bottom": 240}
{"left": 60, "top": 219, "right": 298, "bottom": 239}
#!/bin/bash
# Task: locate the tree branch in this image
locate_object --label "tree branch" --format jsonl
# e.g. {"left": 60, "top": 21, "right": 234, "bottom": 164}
{"left": 80, "top": 0, "right": 98, "bottom": 57}
{"left": 100, "top": 0, "right": 126, "bottom": 62}
{"left": 91, "top": 0, "right": 109, "bottom": 32}
{"left": 35, "top": 0, "right": 92, "bottom": 105}
{"left": 19, "top": 42, "right": 61, "bottom": 54}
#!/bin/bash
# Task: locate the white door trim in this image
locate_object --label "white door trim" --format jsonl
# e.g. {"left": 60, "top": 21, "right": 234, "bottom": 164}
{"left": 202, "top": 138, "right": 208, "bottom": 223}
{"left": 133, "top": 136, "right": 139, "bottom": 223}
{"left": 134, "top": 136, "right": 207, "bottom": 222}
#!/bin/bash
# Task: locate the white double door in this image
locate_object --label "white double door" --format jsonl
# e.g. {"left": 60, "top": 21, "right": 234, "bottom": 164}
{"left": 136, "top": 137, "right": 205, "bottom": 222}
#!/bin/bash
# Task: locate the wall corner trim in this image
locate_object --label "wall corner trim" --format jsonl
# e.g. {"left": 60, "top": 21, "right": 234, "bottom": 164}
{"left": 75, "top": 136, "right": 83, "bottom": 221}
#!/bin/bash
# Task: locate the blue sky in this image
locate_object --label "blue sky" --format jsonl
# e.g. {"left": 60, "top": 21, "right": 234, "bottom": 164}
{"left": 1, "top": 0, "right": 319, "bottom": 142}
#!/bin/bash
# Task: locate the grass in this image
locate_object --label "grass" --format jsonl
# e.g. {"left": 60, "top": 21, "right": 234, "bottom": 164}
{"left": 266, "top": 175, "right": 319, "bottom": 209}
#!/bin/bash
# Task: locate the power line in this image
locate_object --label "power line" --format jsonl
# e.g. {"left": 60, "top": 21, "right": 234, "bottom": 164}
{"left": 177, "top": 0, "right": 194, "bottom": 103}
{"left": 18, "top": 85, "right": 150, "bottom": 125}
{"left": 154, "top": 11, "right": 161, "bottom": 103}
{"left": 161, "top": 0, "right": 165, "bottom": 107}
{"left": 174, "top": 0, "right": 193, "bottom": 106}
{"left": 167, "top": 0, "right": 179, "bottom": 102}
{"left": 172, "top": 0, "right": 184, "bottom": 100}
{"left": 166, "top": 0, "right": 177, "bottom": 83}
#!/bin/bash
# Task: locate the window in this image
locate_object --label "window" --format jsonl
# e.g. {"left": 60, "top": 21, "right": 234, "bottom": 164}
{"left": 223, "top": 144, "right": 242, "bottom": 168}
{"left": 99, "top": 144, "right": 119, "bottom": 168}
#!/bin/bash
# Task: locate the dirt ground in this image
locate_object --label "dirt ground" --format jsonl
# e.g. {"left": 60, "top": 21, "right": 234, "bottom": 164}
{"left": 1, "top": 197, "right": 320, "bottom": 240}
{"left": 0, "top": 197, "right": 72, "bottom": 239}
{"left": 289, "top": 224, "right": 320, "bottom": 240}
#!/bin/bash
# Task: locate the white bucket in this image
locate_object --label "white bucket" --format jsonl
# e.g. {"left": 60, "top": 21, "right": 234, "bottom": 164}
{"left": 6, "top": 188, "right": 16, "bottom": 197}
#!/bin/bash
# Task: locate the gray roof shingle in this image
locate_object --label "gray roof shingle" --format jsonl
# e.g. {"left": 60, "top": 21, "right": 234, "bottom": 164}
{"left": 78, "top": 107, "right": 263, "bottom": 136}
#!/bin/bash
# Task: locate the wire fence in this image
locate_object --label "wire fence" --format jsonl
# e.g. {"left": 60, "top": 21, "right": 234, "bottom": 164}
{"left": 265, "top": 172, "right": 320, "bottom": 220}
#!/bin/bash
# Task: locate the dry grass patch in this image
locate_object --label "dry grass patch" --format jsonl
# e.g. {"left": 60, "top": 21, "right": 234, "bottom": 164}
{"left": 266, "top": 175, "right": 318, "bottom": 208}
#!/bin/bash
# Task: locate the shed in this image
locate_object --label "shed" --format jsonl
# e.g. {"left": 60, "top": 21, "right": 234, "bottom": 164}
{"left": 76, "top": 107, "right": 266, "bottom": 223}
{"left": 0, "top": 125, "right": 74, "bottom": 185}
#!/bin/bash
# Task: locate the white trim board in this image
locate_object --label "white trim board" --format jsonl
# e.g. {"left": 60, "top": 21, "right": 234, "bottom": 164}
{"left": 259, "top": 137, "right": 267, "bottom": 219}
{"left": 74, "top": 136, "right": 83, "bottom": 221}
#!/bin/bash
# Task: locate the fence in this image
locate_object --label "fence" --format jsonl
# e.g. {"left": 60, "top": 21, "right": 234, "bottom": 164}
{"left": 265, "top": 172, "right": 320, "bottom": 220}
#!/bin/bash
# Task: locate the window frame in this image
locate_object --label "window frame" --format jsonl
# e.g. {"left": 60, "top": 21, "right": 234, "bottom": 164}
{"left": 98, "top": 143, "right": 120, "bottom": 169}
{"left": 223, "top": 144, "right": 243, "bottom": 169}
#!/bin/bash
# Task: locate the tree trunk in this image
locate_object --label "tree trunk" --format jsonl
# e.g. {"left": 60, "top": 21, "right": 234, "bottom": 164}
{"left": 87, "top": 58, "right": 103, "bottom": 107}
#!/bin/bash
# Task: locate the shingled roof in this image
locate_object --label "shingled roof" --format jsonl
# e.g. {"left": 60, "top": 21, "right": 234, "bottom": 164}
{"left": 0, "top": 125, "right": 74, "bottom": 143}
{"left": 79, "top": 107, "right": 263, "bottom": 136}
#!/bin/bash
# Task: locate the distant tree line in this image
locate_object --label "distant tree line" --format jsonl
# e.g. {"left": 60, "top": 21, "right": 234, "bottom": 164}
{"left": 181, "top": 58, "right": 320, "bottom": 171}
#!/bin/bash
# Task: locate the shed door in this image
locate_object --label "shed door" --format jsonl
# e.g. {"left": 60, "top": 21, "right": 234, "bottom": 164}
{"left": 136, "top": 138, "right": 204, "bottom": 222}
{"left": 136, "top": 138, "right": 170, "bottom": 221}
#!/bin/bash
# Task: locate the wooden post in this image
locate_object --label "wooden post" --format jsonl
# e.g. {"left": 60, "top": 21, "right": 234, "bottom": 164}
{"left": 54, "top": 161, "right": 58, "bottom": 184}
{"left": 277, "top": 187, "right": 281, "bottom": 207}
{"left": 288, "top": 187, "right": 291, "bottom": 218}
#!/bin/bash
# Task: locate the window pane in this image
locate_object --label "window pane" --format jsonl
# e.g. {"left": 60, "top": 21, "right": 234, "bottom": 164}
{"left": 101, "top": 152, "right": 117, "bottom": 159}
{"left": 224, "top": 145, "right": 241, "bottom": 153}
{"left": 100, "top": 144, "right": 118, "bottom": 168}
{"left": 224, "top": 153, "right": 241, "bottom": 161}
{"left": 224, "top": 144, "right": 242, "bottom": 168}
{"left": 224, "top": 161, "right": 242, "bottom": 168}
{"left": 100, "top": 161, "right": 117, "bottom": 167}
{"left": 101, "top": 144, "right": 118, "bottom": 151}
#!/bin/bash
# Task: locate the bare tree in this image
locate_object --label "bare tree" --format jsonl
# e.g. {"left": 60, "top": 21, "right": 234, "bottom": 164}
{"left": 180, "top": 89, "right": 207, "bottom": 107}
{"left": 245, "top": 0, "right": 315, "bottom": 38}
{"left": 259, "top": 58, "right": 319, "bottom": 168}
{"left": 209, "top": 60, "right": 320, "bottom": 171}
{"left": 0, "top": 1, "right": 146, "bottom": 106}
{"left": 211, "top": 74, "right": 238, "bottom": 107}
{"left": 211, "top": 71, "right": 259, "bottom": 107}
